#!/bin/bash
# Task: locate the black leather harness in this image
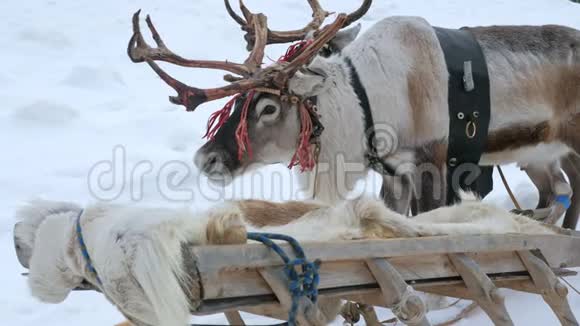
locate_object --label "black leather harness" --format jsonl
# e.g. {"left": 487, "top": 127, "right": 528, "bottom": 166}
{"left": 345, "top": 57, "right": 398, "bottom": 176}
{"left": 434, "top": 27, "right": 494, "bottom": 204}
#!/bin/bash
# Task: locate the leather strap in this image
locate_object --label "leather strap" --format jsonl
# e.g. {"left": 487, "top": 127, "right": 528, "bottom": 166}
{"left": 434, "top": 27, "right": 494, "bottom": 204}
{"left": 345, "top": 57, "right": 397, "bottom": 176}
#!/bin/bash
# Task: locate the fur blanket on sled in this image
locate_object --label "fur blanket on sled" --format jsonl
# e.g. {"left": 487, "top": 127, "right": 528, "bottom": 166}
{"left": 14, "top": 195, "right": 561, "bottom": 326}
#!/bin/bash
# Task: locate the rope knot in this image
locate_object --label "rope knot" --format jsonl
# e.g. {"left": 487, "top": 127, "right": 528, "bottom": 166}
{"left": 247, "top": 232, "right": 321, "bottom": 326}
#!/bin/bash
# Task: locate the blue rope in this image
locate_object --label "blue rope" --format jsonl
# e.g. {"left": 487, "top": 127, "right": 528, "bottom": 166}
{"left": 556, "top": 195, "right": 572, "bottom": 210}
{"left": 76, "top": 209, "right": 102, "bottom": 286}
{"left": 246, "top": 232, "right": 320, "bottom": 326}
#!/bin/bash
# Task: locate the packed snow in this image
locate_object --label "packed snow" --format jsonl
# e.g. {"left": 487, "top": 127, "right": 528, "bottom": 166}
{"left": 1, "top": 0, "right": 579, "bottom": 325}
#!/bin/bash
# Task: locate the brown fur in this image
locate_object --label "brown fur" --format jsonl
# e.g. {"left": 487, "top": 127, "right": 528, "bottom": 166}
{"left": 469, "top": 25, "right": 580, "bottom": 60}
{"left": 360, "top": 217, "right": 400, "bottom": 239}
{"left": 517, "top": 64, "right": 580, "bottom": 115}
{"left": 205, "top": 212, "right": 247, "bottom": 245}
{"left": 430, "top": 140, "right": 449, "bottom": 166}
{"left": 408, "top": 69, "right": 431, "bottom": 140}
{"left": 357, "top": 199, "right": 420, "bottom": 238}
{"left": 402, "top": 24, "right": 448, "bottom": 143}
{"left": 472, "top": 25, "right": 580, "bottom": 116}
{"left": 485, "top": 121, "right": 553, "bottom": 153}
{"left": 550, "top": 66, "right": 580, "bottom": 113}
{"left": 411, "top": 140, "right": 448, "bottom": 214}
{"left": 238, "top": 200, "right": 325, "bottom": 227}
{"left": 485, "top": 113, "right": 580, "bottom": 154}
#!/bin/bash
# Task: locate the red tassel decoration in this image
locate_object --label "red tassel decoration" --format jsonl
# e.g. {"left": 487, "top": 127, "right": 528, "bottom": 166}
{"left": 235, "top": 90, "right": 256, "bottom": 160}
{"left": 288, "top": 102, "right": 316, "bottom": 172}
{"left": 204, "top": 94, "right": 241, "bottom": 140}
{"left": 278, "top": 40, "right": 313, "bottom": 63}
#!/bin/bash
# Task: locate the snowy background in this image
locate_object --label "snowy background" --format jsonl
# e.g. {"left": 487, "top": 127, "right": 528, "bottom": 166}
{"left": 1, "top": 0, "right": 580, "bottom": 325}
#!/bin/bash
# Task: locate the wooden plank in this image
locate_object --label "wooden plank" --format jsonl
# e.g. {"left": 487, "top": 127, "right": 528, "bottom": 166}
{"left": 241, "top": 304, "right": 288, "bottom": 321}
{"left": 198, "top": 251, "right": 528, "bottom": 300}
{"left": 517, "top": 251, "right": 579, "bottom": 326}
{"left": 224, "top": 311, "right": 245, "bottom": 325}
{"left": 193, "top": 271, "right": 574, "bottom": 315}
{"left": 448, "top": 253, "right": 513, "bottom": 325}
{"left": 192, "top": 234, "right": 580, "bottom": 272}
{"left": 366, "top": 258, "right": 430, "bottom": 326}
{"left": 418, "top": 277, "right": 539, "bottom": 299}
{"left": 258, "top": 268, "right": 326, "bottom": 326}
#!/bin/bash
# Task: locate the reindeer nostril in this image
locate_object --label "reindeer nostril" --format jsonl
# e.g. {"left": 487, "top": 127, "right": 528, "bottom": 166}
{"left": 203, "top": 153, "right": 220, "bottom": 172}
{"left": 208, "top": 155, "right": 218, "bottom": 166}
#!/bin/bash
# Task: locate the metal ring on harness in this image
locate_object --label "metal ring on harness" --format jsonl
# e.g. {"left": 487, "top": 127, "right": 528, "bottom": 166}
{"left": 466, "top": 120, "right": 477, "bottom": 139}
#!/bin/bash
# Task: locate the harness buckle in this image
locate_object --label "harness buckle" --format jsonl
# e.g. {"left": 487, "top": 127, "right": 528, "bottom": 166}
{"left": 466, "top": 120, "right": 477, "bottom": 139}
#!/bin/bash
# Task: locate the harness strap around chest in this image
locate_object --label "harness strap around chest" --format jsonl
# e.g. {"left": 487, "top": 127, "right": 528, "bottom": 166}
{"left": 76, "top": 209, "right": 102, "bottom": 286}
{"left": 434, "top": 27, "right": 494, "bottom": 204}
{"left": 345, "top": 57, "right": 397, "bottom": 176}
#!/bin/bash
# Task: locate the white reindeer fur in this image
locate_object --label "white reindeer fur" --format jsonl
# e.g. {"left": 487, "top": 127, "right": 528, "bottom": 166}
{"left": 14, "top": 201, "right": 211, "bottom": 326}
{"left": 253, "top": 193, "right": 556, "bottom": 240}
{"left": 15, "top": 195, "right": 558, "bottom": 325}
{"left": 281, "top": 17, "right": 443, "bottom": 203}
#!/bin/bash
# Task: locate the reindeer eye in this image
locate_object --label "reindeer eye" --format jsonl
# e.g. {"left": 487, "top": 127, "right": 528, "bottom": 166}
{"left": 261, "top": 105, "right": 277, "bottom": 116}
{"left": 319, "top": 44, "right": 333, "bottom": 58}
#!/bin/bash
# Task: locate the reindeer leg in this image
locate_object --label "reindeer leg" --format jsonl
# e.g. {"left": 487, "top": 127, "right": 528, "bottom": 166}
{"left": 523, "top": 164, "right": 554, "bottom": 209}
{"left": 412, "top": 145, "right": 447, "bottom": 214}
{"left": 544, "top": 161, "right": 572, "bottom": 224}
{"left": 518, "top": 161, "right": 571, "bottom": 224}
{"left": 381, "top": 174, "right": 414, "bottom": 215}
{"left": 562, "top": 153, "right": 580, "bottom": 229}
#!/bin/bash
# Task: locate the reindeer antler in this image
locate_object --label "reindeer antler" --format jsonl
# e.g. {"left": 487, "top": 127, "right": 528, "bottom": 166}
{"left": 225, "top": 0, "right": 372, "bottom": 49}
{"left": 343, "top": 0, "right": 373, "bottom": 28}
{"left": 127, "top": 1, "right": 371, "bottom": 111}
{"left": 128, "top": 10, "right": 272, "bottom": 111}
{"left": 128, "top": 10, "right": 252, "bottom": 77}
{"left": 225, "top": 0, "right": 329, "bottom": 49}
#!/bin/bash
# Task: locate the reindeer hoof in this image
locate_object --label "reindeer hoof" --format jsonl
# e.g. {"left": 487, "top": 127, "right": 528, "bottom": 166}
{"left": 510, "top": 209, "right": 535, "bottom": 218}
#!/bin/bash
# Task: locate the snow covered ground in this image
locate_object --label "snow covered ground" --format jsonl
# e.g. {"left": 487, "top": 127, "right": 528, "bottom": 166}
{"left": 1, "top": 0, "right": 579, "bottom": 325}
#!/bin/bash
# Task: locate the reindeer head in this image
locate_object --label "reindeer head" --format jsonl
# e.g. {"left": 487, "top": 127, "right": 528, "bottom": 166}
{"left": 128, "top": 0, "right": 371, "bottom": 185}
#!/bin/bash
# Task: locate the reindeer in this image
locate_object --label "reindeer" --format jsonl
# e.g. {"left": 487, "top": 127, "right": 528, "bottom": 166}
{"left": 127, "top": 1, "right": 580, "bottom": 228}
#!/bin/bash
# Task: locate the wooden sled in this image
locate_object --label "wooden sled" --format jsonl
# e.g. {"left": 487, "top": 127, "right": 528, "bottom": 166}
{"left": 16, "top": 231, "right": 580, "bottom": 325}
{"left": 189, "top": 232, "right": 580, "bottom": 326}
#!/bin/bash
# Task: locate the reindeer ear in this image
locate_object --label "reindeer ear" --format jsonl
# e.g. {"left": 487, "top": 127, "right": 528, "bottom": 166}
{"left": 329, "top": 24, "right": 361, "bottom": 51}
{"left": 288, "top": 70, "right": 326, "bottom": 97}
{"left": 289, "top": 55, "right": 335, "bottom": 97}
